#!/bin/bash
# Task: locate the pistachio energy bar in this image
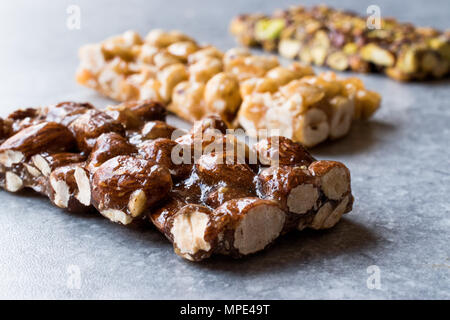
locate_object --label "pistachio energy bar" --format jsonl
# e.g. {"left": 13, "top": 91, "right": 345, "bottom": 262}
{"left": 230, "top": 4, "right": 450, "bottom": 81}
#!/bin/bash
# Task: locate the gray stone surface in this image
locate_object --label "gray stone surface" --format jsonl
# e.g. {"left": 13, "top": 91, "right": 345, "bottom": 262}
{"left": 0, "top": 0, "right": 449, "bottom": 299}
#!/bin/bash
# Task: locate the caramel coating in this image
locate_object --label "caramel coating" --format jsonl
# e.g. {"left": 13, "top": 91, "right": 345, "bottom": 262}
{"left": 91, "top": 155, "right": 172, "bottom": 214}
{"left": 0, "top": 122, "right": 76, "bottom": 158}
{"left": 254, "top": 136, "right": 315, "bottom": 166}
{"left": 139, "top": 138, "right": 191, "bottom": 180}
{"left": 123, "top": 100, "right": 167, "bottom": 121}
{"left": 140, "top": 121, "right": 176, "bottom": 140}
{"left": 49, "top": 163, "right": 91, "bottom": 213}
{"left": 44, "top": 102, "right": 94, "bottom": 126}
{"left": 105, "top": 104, "right": 143, "bottom": 130}
{"left": 196, "top": 152, "right": 256, "bottom": 187}
{"left": 69, "top": 109, "right": 125, "bottom": 153}
{"left": 87, "top": 133, "right": 137, "bottom": 172}
{"left": 150, "top": 194, "right": 187, "bottom": 231}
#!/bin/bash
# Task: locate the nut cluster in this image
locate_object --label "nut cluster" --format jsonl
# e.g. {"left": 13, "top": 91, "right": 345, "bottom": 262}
{"left": 0, "top": 101, "right": 353, "bottom": 261}
{"left": 230, "top": 4, "right": 450, "bottom": 81}
{"left": 76, "top": 29, "right": 380, "bottom": 147}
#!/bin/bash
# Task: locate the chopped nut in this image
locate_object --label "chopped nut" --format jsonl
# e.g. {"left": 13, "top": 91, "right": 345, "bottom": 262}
{"left": 266, "top": 66, "right": 300, "bottom": 87}
{"left": 24, "top": 163, "right": 41, "bottom": 177}
{"left": 157, "top": 63, "right": 188, "bottom": 101}
{"left": 145, "top": 29, "right": 192, "bottom": 48}
{"left": 169, "top": 81, "right": 206, "bottom": 122}
{"left": 310, "top": 31, "right": 330, "bottom": 66}
{"left": 153, "top": 51, "right": 181, "bottom": 69}
{"left": 32, "top": 153, "right": 85, "bottom": 177}
{"left": 86, "top": 132, "right": 136, "bottom": 172}
{"left": 204, "top": 73, "right": 242, "bottom": 122}
{"left": 123, "top": 100, "right": 167, "bottom": 121}
{"left": 91, "top": 155, "right": 172, "bottom": 224}
{"left": 309, "top": 196, "right": 352, "bottom": 230}
{"left": 74, "top": 166, "right": 91, "bottom": 206}
{"left": 49, "top": 163, "right": 90, "bottom": 212}
{"left": 421, "top": 51, "right": 439, "bottom": 73}
{"left": 167, "top": 41, "right": 199, "bottom": 61}
{"left": 294, "top": 108, "right": 330, "bottom": 147}
{"left": 140, "top": 120, "right": 176, "bottom": 141}
{"left": 255, "top": 18, "right": 285, "bottom": 41}
{"left": 188, "top": 57, "right": 223, "bottom": 83}
{"left": 253, "top": 136, "right": 315, "bottom": 166}
{"left": 360, "top": 44, "right": 395, "bottom": 67}
{"left": 44, "top": 102, "right": 94, "bottom": 127}
{"left": 327, "top": 51, "right": 349, "bottom": 71}
{"left": 258, "top": 166, "right": 319, "bottom": 217}
{"left": 5, "top": 171, "right": 23, "bottom": 192}
{"left": 105, "top": 104, "right": 143, "bottom": 130}
{"left": 397, "top": 48, "right": 420, "bottom": 74}
{"left": 69, "top": 110, "right": 125, "bottom": 153}
{"left": 196, "top": 152, "right": 256, "bottom": 188}
{"left": 168, "top": 205, "right": 214, "bottom": 260}
{"left": 0, "top": 122, "right": 76, "bottom": 168}
{"left": 223, "top": 47, "right": 251, "bottom": 65}
{"left": 213, "top": 198, "right": 286, "bottom": 256}
{"left": 188, "top": 46, "right": 224, "bottom": 64}
{"left": 239, "top": 78, "right": 278, "bottom": 97}
{"left": 327, "top": 96, "right": 354, "bottom": 139}
{"left": 279, "top": 39, "right": 301, "bottom": 59}
{"left": 139, "top": 138, "right": 191, "bottom": 180}
{"left": 309, "top": 160, "right": 351, "bottom": 200}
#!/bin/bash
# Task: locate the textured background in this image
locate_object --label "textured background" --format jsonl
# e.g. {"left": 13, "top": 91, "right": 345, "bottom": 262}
{"left": 0, "top": 0, "right": 449, "bottom": 299}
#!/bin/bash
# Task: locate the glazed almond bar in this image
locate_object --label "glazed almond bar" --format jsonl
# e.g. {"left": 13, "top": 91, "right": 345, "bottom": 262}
{"left": 0, "top": 101, "right": 353, "bottom": 261}
{"left": 230, "top": 5, "right": 450, "bottom": 81}
{"left": 76, "top": 29, "right": 380, "bottom": 147}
